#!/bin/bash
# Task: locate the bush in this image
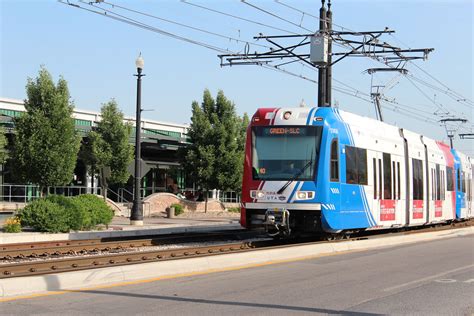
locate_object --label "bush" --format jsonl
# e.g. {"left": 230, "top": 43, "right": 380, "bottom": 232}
{"left": 227, "top": 207, "right": 241, "bottom": 213}
{"left": 45, "top": 195, "right": 91, "bottom": 231}
{"left": 18, "top": 194, "right": 114, "bottom": 233}
{"left": 72, "top": 194, "right": 114, "bottom": 226}
{"left": 3, "top": 217, "right": 21, "bottom": 233}
{"left": 19, "top": 199, "right": 70, "bottom": 233}
{"left": 171, "top": 203, "right": 184, "bottom": 216}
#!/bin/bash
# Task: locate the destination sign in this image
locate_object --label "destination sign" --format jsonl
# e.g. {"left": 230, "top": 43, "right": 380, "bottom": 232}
{"left": 268, "top": 127, "right": 301, "bottom": 135}
{"left": 254, "top": 126, "right": 318, "bottom": 137}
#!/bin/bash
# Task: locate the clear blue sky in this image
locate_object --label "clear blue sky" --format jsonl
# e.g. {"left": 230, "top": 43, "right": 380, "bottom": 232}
{"left": 1, "top": 0, "right": 473, "bottom": 154}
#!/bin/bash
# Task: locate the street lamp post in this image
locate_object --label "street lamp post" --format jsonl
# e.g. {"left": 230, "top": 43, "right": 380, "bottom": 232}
{"left": 130, "top": 54, "right": 145, "bottom": 226}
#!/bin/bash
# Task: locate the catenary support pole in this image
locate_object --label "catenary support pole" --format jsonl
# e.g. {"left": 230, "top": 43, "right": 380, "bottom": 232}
{"left": 317, "top": 0, "right": 327, "bottom": 107}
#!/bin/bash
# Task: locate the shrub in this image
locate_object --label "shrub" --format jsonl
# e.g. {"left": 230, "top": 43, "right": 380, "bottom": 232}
{"left": 171, "top": 203, "right": 184, "bottom": 216}
{"left": 72, "top": 194, "right": 114, "bottom": 226}
{"left": 17, "top": 194, "right": 114, "bottom": 233}
{"left": 18, "top": 199, "right": 70, "bottom": 233}
{"left": 227, "top": 207, "right": 241, "bottom": 213}
{"left": 45, "top": 195, "right": 91, "bottom": 231}
{"left": 3, "top": 217, "right": 21, "bottom": 233}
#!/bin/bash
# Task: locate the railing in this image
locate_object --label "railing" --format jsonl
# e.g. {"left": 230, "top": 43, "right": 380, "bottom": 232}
{"left": 0, "top": 184, "right": 241, "bottom": 204}
{"left": 218, "top": 191, "right": 241, "bottom": 203}
{"left": 0, "top": 184, "right": 103, "bottom": 203}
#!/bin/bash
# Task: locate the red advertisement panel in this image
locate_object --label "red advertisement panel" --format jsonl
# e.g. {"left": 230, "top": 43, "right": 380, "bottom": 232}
{"left": 380, "top": 200, "right": 396, "bottom": 221}
{"left": 413, "top": 200, "right": 424, "bottom": 219}
{"left": 435, "top": 200, "right": 442, "bottom": 217}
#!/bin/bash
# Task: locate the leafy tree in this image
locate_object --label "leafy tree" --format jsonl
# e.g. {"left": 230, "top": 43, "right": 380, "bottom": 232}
{"left": 0, "top": 126, "right": 8, "bottom": 164}
{"left": 82, "top": 100, "right": 133, "bottom": 186}
{"left": 13, "top": 67, "right": 80, "bottom": 190}
{"left": 183, "top": 89, "right": 249, "bottom": 210}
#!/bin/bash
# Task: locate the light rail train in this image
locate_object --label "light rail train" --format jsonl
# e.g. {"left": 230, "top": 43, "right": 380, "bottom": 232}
{"left": 241, "top": 107, "right": 473, "bottom": 236}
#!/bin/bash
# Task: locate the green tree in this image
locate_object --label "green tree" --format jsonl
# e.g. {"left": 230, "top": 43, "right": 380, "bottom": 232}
{"left": 83, "top": 100, "right": 133, "bottom": 186}
{"left": 13, "top": 67, "right": 80, "bottom": 190}
{"left": 183, "top": 89, "right": 248, "bottom": 210}
{"left": 0, "top": 126, "right": 8, "bottom": 164}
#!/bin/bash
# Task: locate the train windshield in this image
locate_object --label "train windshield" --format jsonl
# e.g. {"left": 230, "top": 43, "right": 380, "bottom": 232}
{"left": 251, "top": 126, "right": 322, "bottom": 181}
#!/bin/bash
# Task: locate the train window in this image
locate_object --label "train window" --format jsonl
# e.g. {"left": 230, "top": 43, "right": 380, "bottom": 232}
{"left": 330, "top": 139, "right": 339, "bottom": 182}
{"left": 345, "top": 146, "right": 368, "bottom": 185}
{"left": 345, "top": 146, "right": 357, "bottom": 184}
{"left": 446, "top": 167, "right": 454, "bottom": 191}
{"left": 357, "top": 149, "right": 368, "bottom": 185}
{"left": 440, "top": 170, "right": 444, "bottom": 200}
{"left": 412, "top": 158, "right": 423, "bottom": 200}
{"left": 462, "top": 172, "right": 466, "bottom": 193}
{"left": 392, "top": 161, "right": 396, "bottom": 200}
{"left": 383, "top": 153, "right": 392, "bottom": 199}
{"left": 436, "top": 164, "right": 441, "bottom": 200}
{"left": 432, "top": 169, "right": 435, "bottom": 200}
{"left": 373, "top": 158, "right": 377, "bottom": 199}
{"left": 457, "top": 169, "right": 461, "bottom": 192}
{"left": 378, "top": 159, "right": 382, "bottom": 200}
{"left": 397, "top": 162, "right": 401, "bottom": 200}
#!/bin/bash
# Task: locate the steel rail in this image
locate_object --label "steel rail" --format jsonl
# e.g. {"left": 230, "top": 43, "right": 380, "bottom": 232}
{"left": 1, "top": 220, "right": 472, "bottom": 279}
{"left": 0, "top": 229, "right": 260, "bottom": 260}
{"left": 0, "top": 240, "right": 274, "bottom": 278}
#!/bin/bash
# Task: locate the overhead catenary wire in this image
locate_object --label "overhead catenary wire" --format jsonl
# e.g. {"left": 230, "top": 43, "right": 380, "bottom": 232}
{"left": 241, "top": 0, "right": 314, "bottom": 33}
{"left": 181, "top": 0, "right": 300, "bottom": 35}
{"left": 61, "top": 0, "right": 470, "bottom": 135}
{"left": 100, "top": 0, "right": 272, "bottom": 49}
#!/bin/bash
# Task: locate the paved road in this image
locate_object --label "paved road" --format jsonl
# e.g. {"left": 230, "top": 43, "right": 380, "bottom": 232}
{"left": 2, "top": 234, "right": 473, "bottom": 315}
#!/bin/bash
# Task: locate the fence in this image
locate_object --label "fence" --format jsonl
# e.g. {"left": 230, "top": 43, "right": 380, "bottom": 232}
{"left": 0, "top": 184, "right": 240, "bottom": 204}
{"left": 0, "top": 184, "right": 104, "bottom": 203}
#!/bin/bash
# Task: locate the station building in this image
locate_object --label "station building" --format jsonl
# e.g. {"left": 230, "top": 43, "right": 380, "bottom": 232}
{"left": 0, "top": 97, "right": 191, "bottom": 202}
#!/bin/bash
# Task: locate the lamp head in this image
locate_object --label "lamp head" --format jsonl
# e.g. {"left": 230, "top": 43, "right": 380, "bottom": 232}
{"left": 135, "top": 53, "right": 144, "bottom": 70}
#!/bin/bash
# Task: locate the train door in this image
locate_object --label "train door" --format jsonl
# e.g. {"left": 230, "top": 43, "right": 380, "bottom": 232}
{"left": 380, "top": 152, "right": 397, "bottom": 225}
{"left": 392, "top": 155, "right": 404, "bottom": 226}
{"left": 370, "top": 151, "right": 382, "bottom": 226}
{"left": 411, "top": 157, "right": 425, "bottom": 225}
{"left": 428, "top": 163, "right": 442, "bottom": 223}
{"left": 467, "top": 165, "right": 474, "bottom": 218}
{"left": 329, "top": 137, "right": 341, "bottom": 213}
{"left": 454, "top": 165, "right": 466, "bottom": 219}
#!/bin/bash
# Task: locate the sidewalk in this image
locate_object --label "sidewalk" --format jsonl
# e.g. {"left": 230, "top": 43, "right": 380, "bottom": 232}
{"left": 0, "top": 213, "right": 241, "bottom": 245}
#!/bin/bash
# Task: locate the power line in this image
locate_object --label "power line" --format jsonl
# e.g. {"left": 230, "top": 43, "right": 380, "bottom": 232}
{"left": 100, "top": 0, "right": 271, "bottom": 49}
{"left": 241, "top": 0, "right": 313, "bottom": 32}
{"left": 181, "top": 0, "right": 300, "bottom": 35}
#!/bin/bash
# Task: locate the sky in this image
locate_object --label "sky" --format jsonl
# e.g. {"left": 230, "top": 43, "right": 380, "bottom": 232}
{"left": 1, "top": 0, "right": 473, "bottom": 154}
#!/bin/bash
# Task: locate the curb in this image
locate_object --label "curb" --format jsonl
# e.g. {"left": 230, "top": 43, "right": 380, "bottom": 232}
{"left": 1, "top": 226, "right": 473, "bottom": 299}
{"left": 0, "top": 222, "right": 241, "bottom": 245}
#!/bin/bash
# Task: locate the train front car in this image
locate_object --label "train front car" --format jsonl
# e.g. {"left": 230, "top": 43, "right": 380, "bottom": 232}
{"left": 241, "top": 107, "right": 373, "bottom": 236}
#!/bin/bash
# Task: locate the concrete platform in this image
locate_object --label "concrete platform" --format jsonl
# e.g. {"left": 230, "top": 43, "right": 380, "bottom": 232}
{"left": 0, "top": 226, "right": 472, "bottom": 300}
{"left": 0, "top": 215, "right": 241, "bottom": 245}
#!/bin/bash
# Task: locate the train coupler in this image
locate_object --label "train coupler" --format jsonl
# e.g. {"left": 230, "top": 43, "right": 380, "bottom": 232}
{"left": 264, "top": 208, "right": 291, "bottom": 237}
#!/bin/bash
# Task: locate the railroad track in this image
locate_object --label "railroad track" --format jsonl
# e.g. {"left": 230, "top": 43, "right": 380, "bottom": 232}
{"left": 0, "top": 229, "right": 263, "bottom": 260}
{"left": 1, "top": 219, "right": 472, "bottom": 279}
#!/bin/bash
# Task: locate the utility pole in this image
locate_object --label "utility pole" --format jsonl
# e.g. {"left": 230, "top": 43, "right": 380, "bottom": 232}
{"left": 440, "top": 118, "right": 467, "bottom": 149}
{"left": 218, "top": 1, "right": 433, "bottom": 109}
{"left": 366, "top": 68, "right": 407, "bottom": 121}
{"left": 325, "top": 1, "right": 332, "bottom": 107}
{"left": 459, "top": 133, "right": 474, "bottom": 139}
{"left": 317, "top": 0, "right": 327, "bottom": 107}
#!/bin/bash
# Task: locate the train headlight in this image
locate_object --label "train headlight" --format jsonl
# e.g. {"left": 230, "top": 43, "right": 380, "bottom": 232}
{"left": 250, "top": 190, "right": 266, "bottom": 198}
{"left": 296, "top": 191, "right": 315, "bottom": 200}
